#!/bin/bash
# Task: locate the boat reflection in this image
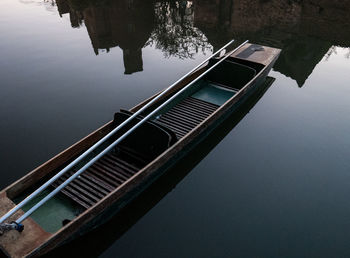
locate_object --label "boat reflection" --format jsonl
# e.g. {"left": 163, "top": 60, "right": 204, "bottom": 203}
{"left": 44, "top": 76, "right": 275, "bottom": 258}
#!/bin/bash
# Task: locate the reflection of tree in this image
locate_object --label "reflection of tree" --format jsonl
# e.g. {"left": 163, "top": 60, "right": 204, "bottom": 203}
{"left": 324, "top": 46, "right": 350, "bottom": 60}
{"left": 146, "top": 1, "right": 212, "bottom": 59}
{"left": 345, "top": 48, "right": 350, "bottom": 59}
{"left": 19, "top": 0, "right": 57, "bottom": 12}
{"left": 324, "top": 46, "right": 337, "bottom": 61}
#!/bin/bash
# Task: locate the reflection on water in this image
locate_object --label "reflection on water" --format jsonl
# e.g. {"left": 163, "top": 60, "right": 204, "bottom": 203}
{"left": 36, "top": 0, "right": 350, "bottom": 86}
{"left": 1, "top": 0, "right": 350, "bottom": 257}
{"left": 55, "top": 0, "right": 212, "bottom": 73}
{"left": 19, "top": 0, "right": 57, "bottom": 12}
{"left": 57, "top": 0, "right": 156, "bottom": 74}
{"left": 148, "top": 1, "right": 211, "bottom": 59}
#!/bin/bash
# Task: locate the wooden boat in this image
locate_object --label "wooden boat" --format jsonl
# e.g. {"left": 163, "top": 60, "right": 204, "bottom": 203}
{"left": 0, "top": 42, "right": 280, "bottom": 257}
{"left": 47, "top": 76, "right": 276, "bottom": 258}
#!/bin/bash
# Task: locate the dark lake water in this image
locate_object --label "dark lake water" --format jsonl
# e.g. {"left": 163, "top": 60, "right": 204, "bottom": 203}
{"left": 1, "top": 0, "right": 350, "bottom": 257}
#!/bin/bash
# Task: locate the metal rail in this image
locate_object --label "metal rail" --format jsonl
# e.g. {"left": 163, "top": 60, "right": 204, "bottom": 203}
{"left": 0, "top": 39, "right": 248, "bottom": 230}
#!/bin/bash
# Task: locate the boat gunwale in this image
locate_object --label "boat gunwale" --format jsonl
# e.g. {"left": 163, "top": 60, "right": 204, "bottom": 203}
{"left": 0, "top": 43, "right": 281, "bottom": 257}
{"left": 1, "top": 66, "right": 207, "bottom": 199}
{"left": 30, "top": 46, "right": 281, "bottom": 256}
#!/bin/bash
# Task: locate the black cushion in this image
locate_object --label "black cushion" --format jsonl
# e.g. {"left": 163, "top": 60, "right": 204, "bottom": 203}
{"left": 112, "top": 110, "right": 177, "bottom": 163}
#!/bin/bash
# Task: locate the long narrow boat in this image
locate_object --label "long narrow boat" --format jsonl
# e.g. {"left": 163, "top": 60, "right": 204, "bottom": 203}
{"left": 47, "top": 76, "right": 276, "bottom": 258}
{"left": 0, "top": 42, "right": 280, "bottom": 257}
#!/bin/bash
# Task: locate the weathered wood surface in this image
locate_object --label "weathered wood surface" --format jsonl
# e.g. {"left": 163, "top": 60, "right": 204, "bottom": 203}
{"left": 232, "top": 43, "right": 281, "bottom": 66}
{"left": 0, "top": 193, "right": 51, "bottom": 257}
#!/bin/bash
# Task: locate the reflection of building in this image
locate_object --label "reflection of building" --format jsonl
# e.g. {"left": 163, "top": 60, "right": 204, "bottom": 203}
{"left": 55, "top": 0, "right": 349, "bottom": 85}
{"left": 193, "top": 0, "right": 350, "bottom": 87}
{"left": 56, "top": 0, "right": 83, "bottom": 28}
{"left": 84, "top": 0, "right": 154, "bottom": 74}
{"left": 56, "top": 0, "right": 154, "bottom": 74}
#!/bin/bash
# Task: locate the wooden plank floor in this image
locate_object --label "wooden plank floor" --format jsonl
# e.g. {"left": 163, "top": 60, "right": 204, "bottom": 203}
{"left": 52, "top": 96, "right": 219, "bottom": 208}
{"left": 52, "top": 152, "right": 143, "bottom": 209}
{"left": 155, "top": 97, "right": 219, "bottom": 138}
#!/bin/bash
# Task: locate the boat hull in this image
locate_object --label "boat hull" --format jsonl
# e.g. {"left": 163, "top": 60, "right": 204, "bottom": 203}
{"left": 0, "top": 43, "right": 281, "bottom": 257}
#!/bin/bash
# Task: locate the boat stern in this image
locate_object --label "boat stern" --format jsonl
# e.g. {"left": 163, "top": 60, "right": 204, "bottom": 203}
{"left": 231, "top": 43, "right": 281, "bottom": 67}
{"left": 0, "top": 192, "right": 52, "bottom": 257}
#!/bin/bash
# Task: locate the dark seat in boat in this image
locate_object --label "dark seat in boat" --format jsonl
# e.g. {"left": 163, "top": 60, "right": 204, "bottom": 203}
{"left": 52, "top": 53, "right": 268, "bottom": 210}
{"left": 113, "top": 111, "right": 177, "bottom": 164}
{"left": 52, "top": 111, "right": 178, "bottom": 210}
{"left": 205, "top": 58, "right": 258, "bottom": 91}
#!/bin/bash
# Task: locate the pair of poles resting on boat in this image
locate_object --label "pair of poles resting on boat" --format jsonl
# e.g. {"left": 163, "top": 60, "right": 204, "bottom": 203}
{"left": 0, "top": 39, "right": 248, "bottom": 234}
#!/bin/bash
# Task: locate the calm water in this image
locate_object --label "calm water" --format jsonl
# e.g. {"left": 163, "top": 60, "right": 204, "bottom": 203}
{"left": 1, "top": 0, "right": 350, "bottom": 257}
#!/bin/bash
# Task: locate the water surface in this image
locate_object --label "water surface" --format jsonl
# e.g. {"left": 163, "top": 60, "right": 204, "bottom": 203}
{"left": 1, "top": 0, "right": 350, "bottom": 257}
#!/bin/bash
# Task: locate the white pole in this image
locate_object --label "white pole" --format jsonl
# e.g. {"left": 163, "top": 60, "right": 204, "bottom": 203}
{"left": 14, "top": 40, "right": 248, "bottom": 226}
{"left": 0, "top": 39, "right": 236, "bottom": 225}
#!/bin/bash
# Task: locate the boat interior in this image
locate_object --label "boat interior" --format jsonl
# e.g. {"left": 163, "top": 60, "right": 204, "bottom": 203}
{"left": 43, "top": 76, "right": 276, "bottom": 258}
{"left": 9, "top": 56, "right": 265, "bottom": 234}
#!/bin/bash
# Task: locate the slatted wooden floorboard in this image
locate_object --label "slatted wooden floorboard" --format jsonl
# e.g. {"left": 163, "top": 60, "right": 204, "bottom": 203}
{"left": 52, "top": 96, "right": 219, "bottom": 208}
{"left": 52, "top": 152, "right": 142, "bottom": 209}
{"left": 156, "top": 97, "right": 219, "bottom": 139}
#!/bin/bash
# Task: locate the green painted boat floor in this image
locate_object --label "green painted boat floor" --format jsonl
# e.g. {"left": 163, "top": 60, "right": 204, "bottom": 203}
{"left": 191, "top": 80, "right": 237, "bottom": 106}
{"left": 15, "top": 189, "right": 81, "bottom": 233}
